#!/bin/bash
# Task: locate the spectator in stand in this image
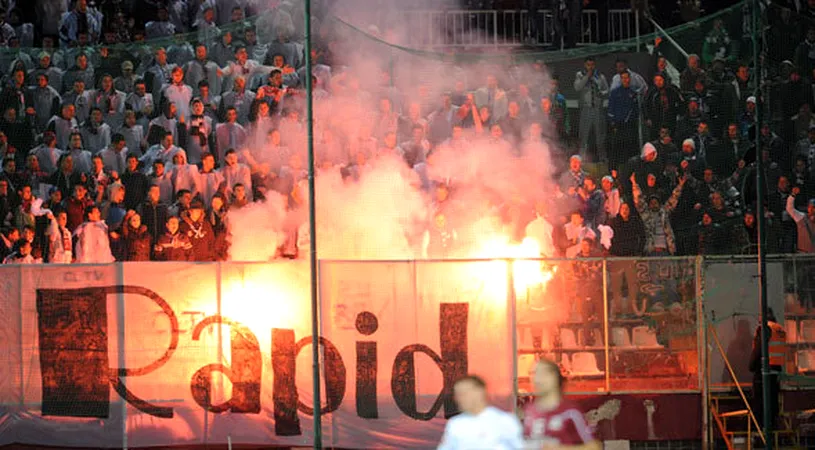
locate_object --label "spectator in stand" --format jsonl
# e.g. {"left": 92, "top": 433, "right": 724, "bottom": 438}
{"left": 1, "top": 68, "right": 33, "bottom": 120}
{"left": 180, "top": 198, "right": 215, "bottom": 261}
{"left": 644, "top": 74, "right": 683, "bottom": 141}
{"left": 150, "top": 160, "right": 174, "bottom": 205}
{"left": 183, "top": 98, "right": 214, "bottom": 165}
{"left": 161, "top": 66, "right": 193, "bottom": 121}
{"left": 145, "top": 6, "right": 176, "bottom": 40}
{"left": 64, "top": 54, "right": 95, "bottom": 96}
{"left": 46, "top": 103, "right": 80, "bottom": 151}
{"left": 735, "top": 209, "right": 759, "bottom": 254}
{"left": 607, "top": 71, "right": 639, "bottom": 169}
{"left": 697, "top": 210, "right": 732, "bottom": 255}
{"left": 121, "top": 210, "right": 151, "bottom": 261}
{"left": 198, "top": 152, "right": 224, "bottom": 206}
{"left": 141, "top": 129, "right": 182, "bottom": 173}
{"left": 65, "top": 131, "right": 93, "bottom": 175}
{"left": 215, "top": 107, "right": 247, "bottom": 163}
{"left": 31, "top": 73, "right": 62, "bottom": 132}
{"left": 45, "top": 210, "right": 72, "bottom": 263}
{"left": 138, "top": 184, "right": 169, "bottom": 245}
{"left": 608, "top": 201, "right": 645, "bottom": 310}
{"left": 220, "top": 149, "right": 252, "bottom": 202}
{"left": 2, "top": 239, "right": 36, "bottom": 264}
{"left": 787, "top": 187, "right": 815, "bottom": 253}
{"left": 99, "top": 133, "right": 128, "bottom": 176}
{"left": 631, "top": 172, "right": 686, "bottom": 255}
{"left": 219, "top": 76, "right": 255, "bottom": 125}
{"left": 208, "top": 193, "right": 229, "bottom": 260}
{"left": 169, "top": 151, "right": 198, "bottom": 199}
{"left": 574, "top": 57, "right": 608, "bottom": 160}
{"left": 114, "top": 61, "right": 138, "bottom": 95}
{"left": 154, "top": 215, "right": 193, "bottom": 261}
{"left": 121, "top": 154, "right": 149, "bottom": 211}
{"left": 680, "top": 54, "right": 705, "bottom": 94}
{"left": 73, "top": 205, "right": 114, "bottom": 263}
{"left": 91, "top": 74, "right": 126, "bottom": 130}
{"left": 30, "top": 132, "right": 63, "bottom": 176}
{"left": 119, "top": 110, "right": 147, "bottom": 158}
{"left": 81, "top": 107, "right": 112, "bottom": 154}
{"left": 601, "top": 175, "right": 621, "bottom": 220}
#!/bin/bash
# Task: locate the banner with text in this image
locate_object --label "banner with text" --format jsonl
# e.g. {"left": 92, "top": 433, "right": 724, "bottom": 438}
{"left": 0, "top": 261, "right": 514, "bottom": 448}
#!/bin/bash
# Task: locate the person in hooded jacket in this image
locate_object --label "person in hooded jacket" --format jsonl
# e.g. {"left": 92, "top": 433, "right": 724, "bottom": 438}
{"left": 73, "top": 205, "right": 115, "bottom": 263}
{"left": 179, "top": 197, "right": 215, "bottom": 261}
{"left": 154, "top": 215, "right": 193, "bottom": 261}
{"left": 121, "top": 210, "right": 152, "bottom": 261}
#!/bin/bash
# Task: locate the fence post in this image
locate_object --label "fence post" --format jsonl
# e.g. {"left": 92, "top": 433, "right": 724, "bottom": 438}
{"left": 603, "top": 258, "right": 610, "bottom": 393}
{"left": 507, "top": 259, "right": 518, "bottom": 412}
{"left": 117, "top": 262, "right": 128, "bottom": 450}
{"left": 696, "top": 255, "right": 709, "bottom": 449}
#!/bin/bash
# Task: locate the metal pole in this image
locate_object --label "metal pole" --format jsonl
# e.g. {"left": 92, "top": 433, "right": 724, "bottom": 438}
{"left": 634, "top": 11, "right": 640, "bottom": 53}
{"left": 602, "top": 259, "right": 610, "bottom": 393}
{"left": 304, "top": 0, "right": 322, "bottom": 447}
{"left": 752, "top": 0, "right": 772, "bottom": 445}
{"left": 645, "top": 15, "right": 689, "bottom": 59}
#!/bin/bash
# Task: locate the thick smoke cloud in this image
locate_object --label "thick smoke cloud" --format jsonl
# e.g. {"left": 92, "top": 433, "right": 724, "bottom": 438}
{"left": 227, "top": 0, "right": 564, "bottom": 262}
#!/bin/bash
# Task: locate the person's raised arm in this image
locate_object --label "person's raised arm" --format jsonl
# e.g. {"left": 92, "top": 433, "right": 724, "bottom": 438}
{"left": 787, "top": 188, "right": 806, "bottom": 223}
{"left": 631, "top": 173, "right": 644, "bottom": 213}
{"left": 664, "top": 174, "right": 687, "bottom": 213}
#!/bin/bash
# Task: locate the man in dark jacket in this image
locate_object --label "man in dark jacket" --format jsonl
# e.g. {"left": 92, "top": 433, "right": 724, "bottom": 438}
{"left": 137, "top": 184, "right": 169, "bottom": 245}
{"left": 608, "top": 202, "right": 646, "bottom": 315}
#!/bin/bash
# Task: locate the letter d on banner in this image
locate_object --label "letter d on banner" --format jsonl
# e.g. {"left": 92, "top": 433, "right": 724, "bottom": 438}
{"left": 391, "top": 303, "right": 468, "bottom": 420}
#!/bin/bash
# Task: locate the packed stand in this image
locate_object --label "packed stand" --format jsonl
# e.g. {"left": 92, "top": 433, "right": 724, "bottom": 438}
{"left": 0, "top": 0, "right": 813, "bottom": 266}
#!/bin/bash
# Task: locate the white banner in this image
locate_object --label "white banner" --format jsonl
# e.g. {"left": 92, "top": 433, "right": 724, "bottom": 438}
{"left": 0, "top": 261, "right": 514, "bottom": 448}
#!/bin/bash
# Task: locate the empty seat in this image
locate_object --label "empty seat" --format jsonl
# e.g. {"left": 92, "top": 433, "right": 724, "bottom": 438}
{"left": 571, "top": 352, "right": 603, "bottom": 375}
{"left": 560, "top": 328, "right": 577, "bottom": 348}
{"left": 785, "top": 320, "right": 798, "bottom": 343}
{"left": 632, "top": 326, "right": 661, "bottom": 348}
{"left": 801, "top": 320, "right": 815, "bottom": 342}
{"left": 518, "top": 354, "right": 537, "bottom": 378}
{"left": 612, "top": 327, "right": 632, "bottom": 347}
{"left": 798, "top": 350, "right": 815, "bottom": 372}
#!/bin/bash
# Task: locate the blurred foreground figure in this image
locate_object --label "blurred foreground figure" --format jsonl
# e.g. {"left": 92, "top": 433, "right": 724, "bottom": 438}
{"left": 523, "top": 359, "right": 601, "bottom": 449}
{"left": 438, "top": 375, "right": 522, "bottom": 450}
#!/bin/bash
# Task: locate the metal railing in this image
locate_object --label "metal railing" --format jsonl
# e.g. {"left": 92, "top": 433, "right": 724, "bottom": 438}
{"left": 395, "top": 8, "right": 634, "bottom": 48}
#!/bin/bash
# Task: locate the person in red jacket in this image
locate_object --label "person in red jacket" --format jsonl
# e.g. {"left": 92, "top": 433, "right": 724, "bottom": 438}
{"left": 121, "top": 210, "right": 152, "bottom": 261}
{"left": 64, "top": 183, "right": 93, "bottom": 232}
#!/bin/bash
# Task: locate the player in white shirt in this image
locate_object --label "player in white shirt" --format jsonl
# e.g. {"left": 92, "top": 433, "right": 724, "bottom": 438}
{"left": 438, "top": 375, "right": 523, "bottom": 450}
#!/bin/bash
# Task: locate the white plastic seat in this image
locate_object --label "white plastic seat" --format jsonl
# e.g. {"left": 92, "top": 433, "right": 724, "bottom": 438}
{"left": 560, "top": 328, "right": 578, "bottom": 348}
{"left": 798, "top": 350, "right": 815, "bottom": 372}
{"left": 632, "top": 326, "right": 661, "bottom": 348}
{"left": 785, "top": 320, "right": 798, "bottom": 343}
{"left": 801, "top": 320, "right": 815, "bottom": 342}
{"left": 571, "top": 352, "right": 603, "bottom": 375}
{"left": 612, "top": 327, "right": 632, "bottom": 347}
{"left": 518, "top": 354, "right": 537, "bottom": 378}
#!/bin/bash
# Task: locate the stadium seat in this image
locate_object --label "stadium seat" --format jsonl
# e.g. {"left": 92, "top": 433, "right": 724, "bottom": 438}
{"left": 560, "top": 328, "right": 578, "bottom": 348}
{"left": 632, "top": 326, "right": 662, "bottom": 348}
{"left": 571, "top": 352, "right": 603, "bottom": 375}
{"left": 611, "top": 327, "right": 632, "bottom": 347}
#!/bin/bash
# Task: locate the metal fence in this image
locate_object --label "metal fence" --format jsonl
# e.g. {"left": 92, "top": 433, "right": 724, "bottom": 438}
{"left": 395, "top": 8, "right": 634, "bottom": 48}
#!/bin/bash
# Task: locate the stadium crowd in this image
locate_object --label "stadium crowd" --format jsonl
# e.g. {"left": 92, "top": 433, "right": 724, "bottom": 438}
{"left": 0, "top": 0, "right": 813, "bottom": 265}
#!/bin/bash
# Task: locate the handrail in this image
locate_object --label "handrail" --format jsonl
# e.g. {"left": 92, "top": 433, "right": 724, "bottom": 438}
{"left": 708, "top": 320, "right": 766, "bottom": 445}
